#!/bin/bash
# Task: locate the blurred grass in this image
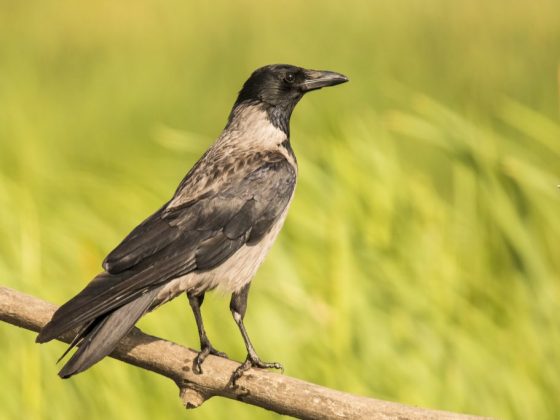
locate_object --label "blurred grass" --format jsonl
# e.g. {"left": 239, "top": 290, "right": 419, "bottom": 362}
{"left": 1, "top": 0, "right": 559, "bottom": 419}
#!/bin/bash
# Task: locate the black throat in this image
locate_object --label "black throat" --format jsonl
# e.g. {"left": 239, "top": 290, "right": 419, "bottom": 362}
{"left": 264, "top": 101, "right": 296, "bottom": 136}
{"left": 228, "top": 99, "right": 296, "bottom": 137}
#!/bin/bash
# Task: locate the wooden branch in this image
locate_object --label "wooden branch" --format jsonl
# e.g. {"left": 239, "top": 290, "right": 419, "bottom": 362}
{"left": 0, "top": 286, "right": 492, "bottom": 420}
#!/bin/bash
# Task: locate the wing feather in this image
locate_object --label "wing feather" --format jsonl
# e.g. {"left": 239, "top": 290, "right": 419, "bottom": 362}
{"left": 38, "top": 152, "right": 296, "bottom": 343}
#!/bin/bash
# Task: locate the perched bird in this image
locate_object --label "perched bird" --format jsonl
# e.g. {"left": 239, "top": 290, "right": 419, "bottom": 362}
{"left": 36, "top": 64, "right": 348, "bottom": 380}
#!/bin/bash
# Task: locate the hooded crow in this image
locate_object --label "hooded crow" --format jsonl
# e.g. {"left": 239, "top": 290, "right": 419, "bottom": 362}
{"left": 36, "top": 64, "right": 348, "bottom": 381}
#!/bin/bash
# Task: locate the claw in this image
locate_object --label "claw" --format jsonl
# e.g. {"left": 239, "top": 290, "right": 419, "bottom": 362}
{"left": 193, "top": 345, "right": 228, "bottom": 374}
{"left": 229, "top": 355, "right": 283, "bottom": 387}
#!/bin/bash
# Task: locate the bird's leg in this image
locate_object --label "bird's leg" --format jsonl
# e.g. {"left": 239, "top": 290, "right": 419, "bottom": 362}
{"left": 187, "top": 291, "right": 227, "bottom": 374}
{"left": 229, "top": 283, "right": 283, "bottom": 387}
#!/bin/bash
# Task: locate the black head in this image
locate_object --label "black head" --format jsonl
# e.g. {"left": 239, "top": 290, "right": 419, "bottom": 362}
{"left": 235, "top": 64, "right": 348, "bottom": 107}
{"left": 232, "top": 64, "right": 348, "bottom": 134}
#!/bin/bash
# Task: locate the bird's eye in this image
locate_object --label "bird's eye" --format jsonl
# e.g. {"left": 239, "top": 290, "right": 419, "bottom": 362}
{"left": 284, "top": 73, "right": 295, "bottom": 83}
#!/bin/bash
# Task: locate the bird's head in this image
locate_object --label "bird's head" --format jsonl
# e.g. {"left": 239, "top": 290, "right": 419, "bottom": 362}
{"left": 231, "top": 64, "right": 348, "bottom": 134}
{"left": 235, "top": 64, "right": 348, "bottom": 107}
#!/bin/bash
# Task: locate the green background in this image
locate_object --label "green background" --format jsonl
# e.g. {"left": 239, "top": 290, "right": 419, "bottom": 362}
{"left": 1, "top": 0, "right": 559, "bottom": 419}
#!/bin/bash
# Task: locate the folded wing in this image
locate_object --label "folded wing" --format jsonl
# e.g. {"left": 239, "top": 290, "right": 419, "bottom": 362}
{"left": 37, "top": 153, "right": 296, "bottom": 343}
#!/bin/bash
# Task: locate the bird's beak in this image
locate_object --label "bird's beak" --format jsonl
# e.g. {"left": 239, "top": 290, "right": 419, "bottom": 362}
{"left": 301, "top": 70, "right": 349, "bottom": 92}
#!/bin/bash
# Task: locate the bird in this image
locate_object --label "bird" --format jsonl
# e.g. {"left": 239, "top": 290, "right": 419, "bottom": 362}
{"left": 36, "top": 64, "right": 349, "bottom": 381}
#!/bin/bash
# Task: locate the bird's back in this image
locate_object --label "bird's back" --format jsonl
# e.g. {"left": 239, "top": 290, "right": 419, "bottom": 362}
{"left": 154, "top": 105, "right": 298, "bottom": 303}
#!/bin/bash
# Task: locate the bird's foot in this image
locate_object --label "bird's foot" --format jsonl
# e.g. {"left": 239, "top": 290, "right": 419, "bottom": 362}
{"left": 193, "top": 344, "right": 228, "bottom": 375}
{"left": 229, "top": 354, "right": 283, "bottom": 388}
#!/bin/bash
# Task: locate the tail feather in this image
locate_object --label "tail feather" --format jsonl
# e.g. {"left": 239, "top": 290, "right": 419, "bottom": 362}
{"left": 58, "top": 288, "right": 160, "bottom": 378}
{"left": 56, "top": 319, "right": 98, "bottom": 363}
{"left": 36, "top": 271, "right": 125, "bottom": 344}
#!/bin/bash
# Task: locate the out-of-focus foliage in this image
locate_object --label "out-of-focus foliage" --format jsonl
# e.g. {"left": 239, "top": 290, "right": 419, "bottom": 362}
{"left": 1, "top": 1, "right": 559, "bottom": 419}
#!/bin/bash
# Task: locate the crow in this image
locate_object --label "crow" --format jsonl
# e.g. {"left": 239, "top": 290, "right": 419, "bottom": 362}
{"left": 36, "top": 64, "right": 348, "bottom": 381}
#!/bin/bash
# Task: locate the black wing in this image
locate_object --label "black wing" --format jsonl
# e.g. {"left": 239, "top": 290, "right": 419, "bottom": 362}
{"left": 37, "top": 156, "right": 296, "bottom": 342}
{"left": 105, "top": 155, "right": 296, "bottom": 271}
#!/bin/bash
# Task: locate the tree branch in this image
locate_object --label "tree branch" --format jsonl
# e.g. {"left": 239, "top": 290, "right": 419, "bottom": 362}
{"left": 0, "top": 286, "right": 492, "bottom": 420}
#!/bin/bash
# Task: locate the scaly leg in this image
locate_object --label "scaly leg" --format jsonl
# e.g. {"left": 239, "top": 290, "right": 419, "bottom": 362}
{"left": 187, "top": 291, "right": 227, "bottom": 374}
{"left": 229, "top": 283, "right": 283, "bottom": 386}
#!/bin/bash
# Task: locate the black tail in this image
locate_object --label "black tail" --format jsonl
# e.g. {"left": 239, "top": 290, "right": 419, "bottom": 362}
{"left": 57, "top": 288, "right": 159, "bottom": 378}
